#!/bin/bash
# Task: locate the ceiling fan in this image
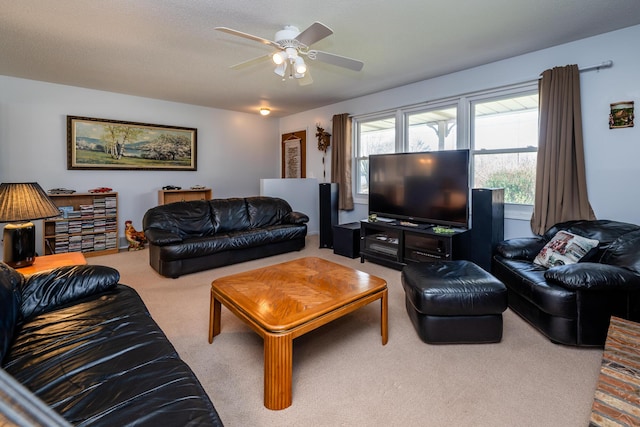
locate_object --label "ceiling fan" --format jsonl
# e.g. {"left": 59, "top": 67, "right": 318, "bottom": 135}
{"left": 215, "top": 22, "right": 364, "bottom": 85}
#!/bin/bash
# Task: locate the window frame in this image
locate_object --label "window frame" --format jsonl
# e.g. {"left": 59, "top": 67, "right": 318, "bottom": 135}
{"left": 352, "top": 82, "right": 539, "bottom": 219}
{"left": 403, "top": 100, "right": 460, "bottom": 153}
{"left": 354, "top": 111, "right": 400, "bottom": 201}
{"left": 467, "top": 85, "right": 538, "bottom": 215}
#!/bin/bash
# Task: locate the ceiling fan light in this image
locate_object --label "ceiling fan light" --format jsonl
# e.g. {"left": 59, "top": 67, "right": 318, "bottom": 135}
{"left": 272, "top": 52, "right": 285, "bottom": 65}
{"left": 274, "top": 63, "right": 286, "bottom": 77}
{"left": 294, "top": 57, "right": 307, "bottom": 75}
{"left": 259, "top": 107, "right": 271, "bottom": 116}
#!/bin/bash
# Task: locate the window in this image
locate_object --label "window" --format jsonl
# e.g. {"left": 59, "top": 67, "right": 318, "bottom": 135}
{"left": 355, "top": 115, "right": 396, "bottom": 194}
{"left": 356, "top": 107, "right": 458, "bottom": 196}
{"left": 470, "top": 92, "right": 538, "bottom": 204}
{"left": 406, "top": 106, "right": 457, "bottom": 152}
{"left": 353, "top": 84, "right": 539, "bottom": 212}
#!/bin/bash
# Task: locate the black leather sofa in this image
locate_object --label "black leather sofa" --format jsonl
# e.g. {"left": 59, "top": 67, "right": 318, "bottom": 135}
{"left": 143, "top": 196, "right": 309, "bottom": 278}
{"left": 0, "top": 262, "right": 223, "bottom": 426}
{"left": 492, "top": 219, "right": 640, "bottom": 346}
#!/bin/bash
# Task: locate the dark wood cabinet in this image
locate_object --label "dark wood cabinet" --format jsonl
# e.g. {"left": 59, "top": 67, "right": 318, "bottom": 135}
{"left": 360, "top": 220, "right": 468, "bottom": 270}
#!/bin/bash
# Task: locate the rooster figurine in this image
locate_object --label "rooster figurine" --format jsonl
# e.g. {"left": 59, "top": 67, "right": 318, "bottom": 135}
{"left": 125, "top": 220, "right": 147, "bottom": 251}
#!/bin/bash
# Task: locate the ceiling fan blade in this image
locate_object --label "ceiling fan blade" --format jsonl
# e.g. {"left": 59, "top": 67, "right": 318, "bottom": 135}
{"left": 215, "top": 27, "right": 281, "bottom": 49}
{"left": 295, "top": 22, "right": 333, "bottom": 46}
{"left": 307, "top": 50, "right": 364, "bottom": 71}
{"left": 230, "top": 53, "right": 272, "bottom": 70}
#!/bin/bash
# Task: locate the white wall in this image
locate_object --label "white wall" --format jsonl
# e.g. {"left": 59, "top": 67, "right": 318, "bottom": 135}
{"left": 280, "top": 24, "right": 640, "bottom": 239}
{"left": 260, "top": 178, "right": 319, "bottom": 234}
{"left": 0, "top": 77, "right": 280, "bottom": 252}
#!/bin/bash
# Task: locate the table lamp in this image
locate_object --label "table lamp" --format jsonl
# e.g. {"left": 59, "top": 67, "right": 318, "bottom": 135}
{"left": 0, "top": 183, "right": 61, "bottom": 268}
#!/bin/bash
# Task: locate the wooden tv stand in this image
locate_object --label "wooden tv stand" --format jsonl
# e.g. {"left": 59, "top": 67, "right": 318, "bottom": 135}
{"left": 360, "top": 219, "right": 468, "bottom": 270}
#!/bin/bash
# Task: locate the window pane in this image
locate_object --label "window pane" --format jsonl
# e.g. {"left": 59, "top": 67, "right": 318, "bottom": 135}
{"left": 357, "top": 117, "right": 395, "bottom": 194}
{"left": 472, "top": 92, "right": 538, "bottom": 206}
{"left": 357, "top": 158, "right": 369, "bottom": 194}
{"left": 473, "top": 152, "right": 536, "bottom": 204}
{"left": 407, "top": 107, "right": 457, "bottom": 152}
{"left": 474, "top": 94, "right": 538, "bottom": 150}
{"left": 359, "top": 118, "right": 395, "bottom": 156}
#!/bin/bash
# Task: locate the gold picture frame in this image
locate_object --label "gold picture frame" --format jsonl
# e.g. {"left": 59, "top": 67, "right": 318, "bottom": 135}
{"left": 67, "top": 116, "right": 197, "bottom": 170}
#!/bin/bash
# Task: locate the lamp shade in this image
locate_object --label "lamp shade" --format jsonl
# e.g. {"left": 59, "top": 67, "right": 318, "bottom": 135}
{"left": 272, "top": 51, "right": 285, "bottom": 65}
{"left": 294, "top": 57, "right": 307, "bottom": 75}
{"left": 0, "top": 183, "right": 61, "bottom": 223}
{"left": 274, "top": 63, "right": 286, "bottom": 77}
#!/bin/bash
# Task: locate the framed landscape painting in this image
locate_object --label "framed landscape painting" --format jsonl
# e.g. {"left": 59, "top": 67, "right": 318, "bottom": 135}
{"left": 67, "top": 116, "right": 197, "bottom": 170}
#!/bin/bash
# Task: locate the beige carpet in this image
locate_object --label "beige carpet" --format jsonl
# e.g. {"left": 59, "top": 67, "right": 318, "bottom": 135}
{"left": 90, "top": 235, "right": 603, "bottom": 427}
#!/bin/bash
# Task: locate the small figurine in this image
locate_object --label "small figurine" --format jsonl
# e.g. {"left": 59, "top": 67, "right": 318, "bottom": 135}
{"left": 88, "top": 187, "right": 113, "bottom": 193}
{"left": 48, "top": 188, "right": 76, "bottom": 194}
{"left": 125, "top": 220, "right": 147, "bottom": 251}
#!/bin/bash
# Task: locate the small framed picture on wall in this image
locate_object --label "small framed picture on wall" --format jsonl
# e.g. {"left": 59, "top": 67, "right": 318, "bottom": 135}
{"left": 281, "top": 130, "right": 306, "bottom": 178}
{"left": 609, "top": 101, "right": 634, "bottom": 129}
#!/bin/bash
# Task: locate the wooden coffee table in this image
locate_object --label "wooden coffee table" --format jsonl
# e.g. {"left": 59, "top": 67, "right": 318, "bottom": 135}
{"left": 208, "top": 256, "right": 388, "bottom": 410}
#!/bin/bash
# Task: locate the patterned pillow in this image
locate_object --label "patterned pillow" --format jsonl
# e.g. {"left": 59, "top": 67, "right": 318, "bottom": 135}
{"left": 534, "top": 230, "right": 599, "bottom": 268}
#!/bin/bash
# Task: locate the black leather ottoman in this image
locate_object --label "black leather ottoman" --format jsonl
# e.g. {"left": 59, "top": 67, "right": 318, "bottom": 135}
{"left": 401, "top": 260, "right": 508, "bottom": 344}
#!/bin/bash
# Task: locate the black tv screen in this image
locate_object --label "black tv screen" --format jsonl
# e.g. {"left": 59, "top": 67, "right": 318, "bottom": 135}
{"left": 368, "top": 150, "right": 469, "bottom": 228}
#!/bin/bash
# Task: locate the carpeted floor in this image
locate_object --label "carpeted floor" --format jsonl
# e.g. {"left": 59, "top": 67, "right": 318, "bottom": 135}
{"left": 90, "top": 235, "right": 603, "bottom": 427}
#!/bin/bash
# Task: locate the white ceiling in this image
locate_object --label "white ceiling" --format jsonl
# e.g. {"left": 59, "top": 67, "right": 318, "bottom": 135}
{"left": 2, "top": 1, "right": 640, "bottom": 118}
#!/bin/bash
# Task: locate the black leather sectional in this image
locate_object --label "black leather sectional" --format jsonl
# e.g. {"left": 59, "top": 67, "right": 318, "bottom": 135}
{"left": 492, "top": 219, "right": 640, "bottom": 346}
{"left": 143, "top": 196, "right": 309, "bottom": 278}
{"left": 0, "top": 263, "right": 223, "bottom": 426}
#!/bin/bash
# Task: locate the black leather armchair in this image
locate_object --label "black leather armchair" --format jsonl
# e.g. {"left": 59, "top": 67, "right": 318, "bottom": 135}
{"left": 492, "top": 220, "right": 640, "bottom": 346}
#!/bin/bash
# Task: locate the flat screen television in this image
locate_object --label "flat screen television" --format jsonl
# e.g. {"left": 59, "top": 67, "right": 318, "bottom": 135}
{"left": 368, "top": 149, "right": 470, "bottom": 228}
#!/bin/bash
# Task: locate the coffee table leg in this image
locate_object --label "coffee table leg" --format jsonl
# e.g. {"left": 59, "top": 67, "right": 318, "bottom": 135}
{"left": 263, "top": 333, "right": 293, "bottom": 410}
{"left": 381, "top": 288, "right": 388, "bottom": 345}
{"left": 209, "top": 291, "right": 221, "bottom": 344}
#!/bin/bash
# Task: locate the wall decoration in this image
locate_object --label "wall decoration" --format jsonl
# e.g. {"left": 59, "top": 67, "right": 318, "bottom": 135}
{"left": 67, "top": 116, "right": 197, "bottom": 170}
{"left": 609, "top": 101, "right": 634, "bottom": 129}
{"left": 281, "top": 130, "right": 306, "bottom": 178}
{"left": 316, "top": 125, "right": 331, "bottom": 152}
{"left": 316, "top": 124, "right": 331, "bottom": 181}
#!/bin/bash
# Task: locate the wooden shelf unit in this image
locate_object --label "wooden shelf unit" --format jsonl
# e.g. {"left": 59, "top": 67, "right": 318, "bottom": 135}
{"left": 158, "top": 188, "right": 212, "bottom": 205}
{"left": 43, "top": 192, "right": 119, "bottom": 257}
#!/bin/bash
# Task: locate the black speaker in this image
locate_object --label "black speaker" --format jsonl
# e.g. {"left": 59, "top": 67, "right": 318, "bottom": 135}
{"left": 333, "top": 222, "right": 361, "bottom": 258}
{"left": 468, "top": 188, "right": 504, "bottom": 272}
{"left": 319, "top": 183, "right": 338, "bottom": 248}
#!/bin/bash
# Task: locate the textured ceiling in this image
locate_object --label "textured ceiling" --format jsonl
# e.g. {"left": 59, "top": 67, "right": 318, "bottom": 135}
{"left": 1, "top": 0, "right": 640, "bottom": 117}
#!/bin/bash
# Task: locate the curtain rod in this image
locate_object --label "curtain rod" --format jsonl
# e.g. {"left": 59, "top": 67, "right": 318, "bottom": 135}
{"left": 579, "top": 60, "right": 613, "bottom": 72}
{"left": 351, "top": 60, "right": 615, "bottom": 119}
{"left": 538, "top": 60, "right": 613, "bottom": 79}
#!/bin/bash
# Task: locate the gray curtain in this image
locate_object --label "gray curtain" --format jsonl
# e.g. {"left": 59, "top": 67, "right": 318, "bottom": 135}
{"left": 530, "top": 64, "right": 595, "bottom": 235}
{"left": 331, "top": 113, "right": 354, "bottom": 210}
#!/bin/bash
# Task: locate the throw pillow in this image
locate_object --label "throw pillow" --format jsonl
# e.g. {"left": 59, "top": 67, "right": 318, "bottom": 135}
{"left": 20, "top": 265, "right": 119, "bottom": 320}
{"left": 533, "top": 230, "right": 599, "bottom": 268}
